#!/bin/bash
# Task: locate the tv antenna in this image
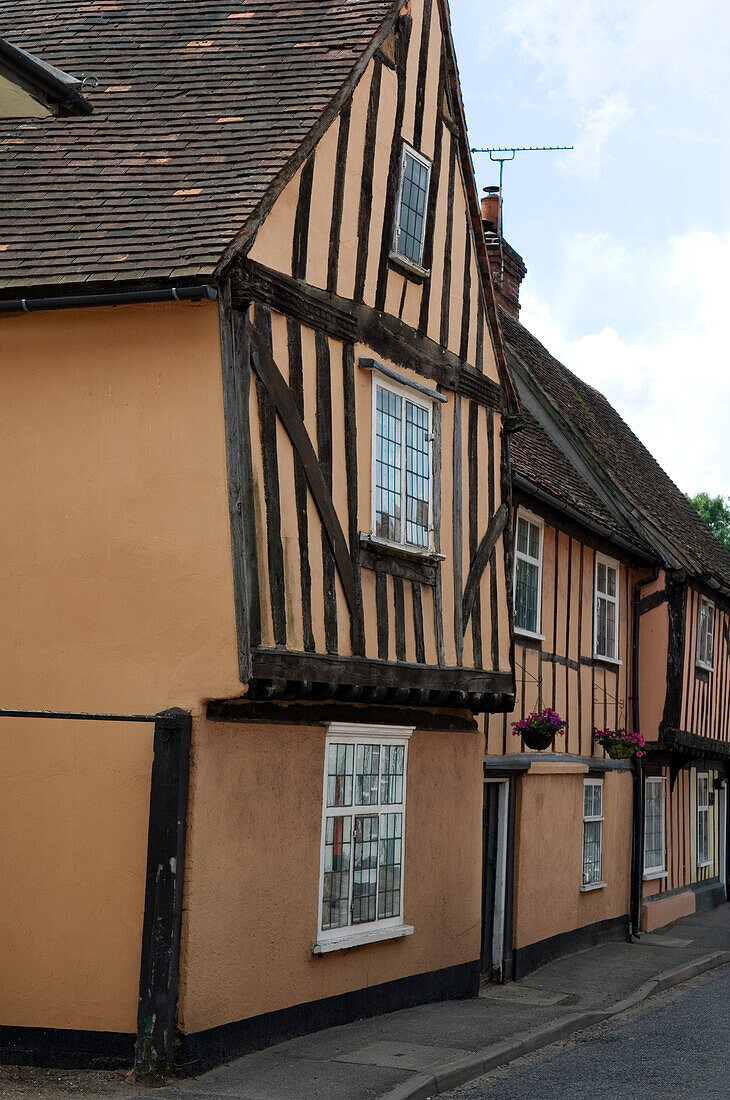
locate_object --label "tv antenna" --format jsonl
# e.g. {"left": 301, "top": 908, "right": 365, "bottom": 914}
{"left": 470, "top": 145, "right": 573, "bottom": 285}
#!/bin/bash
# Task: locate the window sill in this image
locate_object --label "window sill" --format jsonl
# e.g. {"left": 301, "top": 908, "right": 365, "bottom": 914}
{"left": 514, "top": 628, "right": 546, "bottom": 642}
{"left": 388, "top": 250, "right": 430, "bottom": 282}
{"left": 643, "top": 870, "right": 668, "bottom": 881}
{"left": 695, "top": 661, "right": 714, "bottom": 674}
{"left": 593, "top": 654, "right": 622, "bottom": 667}
{"left": 360, "top": 533, "right": 445, "bottom": 563}
{"left": 313, "top": 923, "right": 414, "bottom": 955}
{"left": 580, "top": 881, "right": 608, "bottom": 892}
{"left": 697, "top": 860, "right": 714, "bottom": 869}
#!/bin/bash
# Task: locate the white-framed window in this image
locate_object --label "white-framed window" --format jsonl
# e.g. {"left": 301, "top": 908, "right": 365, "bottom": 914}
{"left": 594, "top": 554, "right": 619, "bottom": 661}
{"left": 644, "top": 777, "right": 666, "bottom": 876}
{"left": 372, "top": 379, "right": 433, "bottom": 550}
{"left": 696, "top": 596, "right": 715, "bottom": 671}
{"left": 315, "top": 724, "right": 414, "bottom": 953}
{"left": 582, "top": 778, "right": 605, "bottom": 889}
{"left": 514, "top": 510, "right": 543, "bottom": 637}
{"left": 393, "top": 143, "right": 431, "bottom": 267}
{"left": 697, "top": 772, "right": 712, "bottom": 867}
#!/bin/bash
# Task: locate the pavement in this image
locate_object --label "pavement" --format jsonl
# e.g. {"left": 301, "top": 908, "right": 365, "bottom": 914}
{"left": 444, "top": 958, "right": 730, "bottom": 1098}
{"left": 136, "top": 905, "right": 730, "bottom": 1100}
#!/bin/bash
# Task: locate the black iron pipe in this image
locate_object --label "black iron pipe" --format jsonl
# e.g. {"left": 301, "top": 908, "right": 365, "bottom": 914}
{"left": 629, "top": 564, "right": 660, "bottom": 938}
{"left": 0, "top": 284, "right": 217, "bottom": 315}
{"left": 0, "top": 708, "right": 155, "bottom": 722}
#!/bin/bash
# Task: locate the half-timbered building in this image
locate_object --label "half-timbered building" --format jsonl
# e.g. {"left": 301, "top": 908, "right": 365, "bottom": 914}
{"left": 0, "top": 0, "right": 517, "bottom": 1076}
{"left": 481, "top": 206, "right": 730, "bottom": 976}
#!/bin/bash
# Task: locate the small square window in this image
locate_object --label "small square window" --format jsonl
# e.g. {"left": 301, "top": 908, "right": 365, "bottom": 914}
{"left": 393, "top": 144, "right": 431, "bottom": 267}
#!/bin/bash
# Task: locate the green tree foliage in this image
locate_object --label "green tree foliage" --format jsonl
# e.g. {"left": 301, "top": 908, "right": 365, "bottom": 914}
{"left": 686, "top": 492, "right": 730, "bottom": 553}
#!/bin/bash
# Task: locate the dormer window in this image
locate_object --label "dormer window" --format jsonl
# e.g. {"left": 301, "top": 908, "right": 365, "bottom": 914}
{"left": 393, "top": 144, "right": 431, "bottom": 268}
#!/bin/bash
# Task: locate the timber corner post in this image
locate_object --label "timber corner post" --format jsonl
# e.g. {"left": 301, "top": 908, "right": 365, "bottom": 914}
{"left": 134, "top": 708, "right": 192, "bottom": 1082}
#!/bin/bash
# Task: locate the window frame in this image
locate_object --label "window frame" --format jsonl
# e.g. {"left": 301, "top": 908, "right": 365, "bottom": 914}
{"left": 594, "top": 553, "right": 620, "bottom": 662}
{"left": 370, "top": 376, "right": 435, "bottom": 553}
{"left": 697, "top": 771, "right": 712, "bottom": 868}
{"left": 581, "top": 777, "right": 606, "bottom": 890}
{"left": 314, "top": 723, "right": 414, "bottom": 954}
{"left": 696, "top": 596, "right": 715, "bottom": 672}
{"left": 513, "top": 508, "right": 544, "bottom": 639}
{"left": 643, "top": 776, "right": 667, "bottom": 878}
{"left": 392, "top": 142, "right": 432, "bottom": 270}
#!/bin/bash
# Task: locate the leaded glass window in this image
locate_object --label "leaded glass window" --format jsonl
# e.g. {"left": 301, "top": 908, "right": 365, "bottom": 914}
{"left": 697, "top": 772, "right": 711, "bottom": 866}
{"left": 697, "top": 597, "right": 715, "bottom": 670}
{"left": 319, "top": 728, "right": 410, "bottom": 943}
{"left": 594, "top": 555, "right": 619, "bottom": 660}
{"left": 582, "top": 779, "right": 603, "bottom": 887}
{"left": 394, "top": 145, "right": 431, "bottom": 266}
{"left": 374, "top": 382, "right": 432, "bottom": 549}
{"left": 644, "top": 777, "right": 666, "bottom": 875}
{"left": 514, "top": 513, "right": 542, "bottom": 635}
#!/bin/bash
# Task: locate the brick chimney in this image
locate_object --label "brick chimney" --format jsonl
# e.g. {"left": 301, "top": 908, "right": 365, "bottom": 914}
{"left": 481, "top": 187, "right": 526, "bottom": 320}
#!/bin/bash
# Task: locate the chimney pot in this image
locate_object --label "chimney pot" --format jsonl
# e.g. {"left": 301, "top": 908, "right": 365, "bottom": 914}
{"left": 480, "top": 186, "right": 527, "bottom": 321}
{"left": 481, "top": 186, "right": 500, "bottom": 231}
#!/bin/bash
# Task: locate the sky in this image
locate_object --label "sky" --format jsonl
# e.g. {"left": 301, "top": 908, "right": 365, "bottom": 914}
{"left": 450, "top": 0, "right": 730, "bottom": 498}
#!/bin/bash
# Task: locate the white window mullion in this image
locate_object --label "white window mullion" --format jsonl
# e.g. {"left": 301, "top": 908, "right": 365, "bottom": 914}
{"left": 697, "top": 597, "right": 715, "bottom": 671}
{"left": 644, "top": 777, "right": 666, "bottom": 876}
{"left": 372, "top": 379, "right": 433, "bottom": 552}
{"left": 513, "top": 509, "right": 543, "bottom": 638}
{"left": 582, "top": 778, "right": 605, "bottom": 889}
{"left": 594, "top": 554, "right": 620, "bottom": 660}
{"left": 316, "top": 725, "right": 414, "bottom": 953}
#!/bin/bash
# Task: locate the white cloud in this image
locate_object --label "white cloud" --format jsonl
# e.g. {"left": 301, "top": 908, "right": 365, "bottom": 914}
{"left": 562, "top": 94, "right": 633, "bottom": 178}
{"left": 519, "top": 230, "right": 730, "bottom": 496}
{"left": 501, "top": 0, "right": 730, "bottom": 105}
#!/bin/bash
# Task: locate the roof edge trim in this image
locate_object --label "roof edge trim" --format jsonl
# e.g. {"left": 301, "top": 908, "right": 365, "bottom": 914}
{"left": 0, "top": 38, "right": 93, "bottom": 115}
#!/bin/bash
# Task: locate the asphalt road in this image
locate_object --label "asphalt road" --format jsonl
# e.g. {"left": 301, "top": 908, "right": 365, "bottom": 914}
{"left": 444, "top": 964, "right": 730, "bottom": 1100}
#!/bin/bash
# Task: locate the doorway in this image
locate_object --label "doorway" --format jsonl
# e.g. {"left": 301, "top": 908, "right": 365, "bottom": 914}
{"left": 481, "top": 779, "right": 509, "bottom": 982}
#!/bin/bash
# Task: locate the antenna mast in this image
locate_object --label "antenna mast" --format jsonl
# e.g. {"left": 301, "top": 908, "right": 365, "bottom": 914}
{"left": 470, "top": 145, "right": 573, "bottom": 285}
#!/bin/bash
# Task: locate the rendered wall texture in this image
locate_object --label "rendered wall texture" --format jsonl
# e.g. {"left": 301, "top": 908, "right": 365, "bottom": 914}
{"left": 0, "top": 300, "right": 240, "bottom": 1032}
{"left": 513, "top": 769, "right": 633, "bottom": 950}
{"left": 178, "top": 719, "right": 484, "bottom": 1034}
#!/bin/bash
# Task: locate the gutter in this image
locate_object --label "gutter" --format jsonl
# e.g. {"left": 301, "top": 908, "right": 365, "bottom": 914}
{"left": 0, "top": 38, "right": 94, "bottom": 116}
{"left": 0, "top": 284, "right": 218, "bottom": 314}
{"left": 513, "top": 472, "right": 653, "bottom": 562}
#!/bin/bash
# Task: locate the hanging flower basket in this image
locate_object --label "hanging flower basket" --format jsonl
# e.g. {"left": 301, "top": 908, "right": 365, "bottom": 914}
{"left": 512, "top": 708, "right": 567, "bottom": 752}
{"left": 593, "top": 728, "right": 646, "bottom": 759}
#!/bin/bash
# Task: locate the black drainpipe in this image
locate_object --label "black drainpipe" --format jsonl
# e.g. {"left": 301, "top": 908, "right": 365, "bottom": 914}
{"left": 630, "top": 565, "right": 660, "bottom": 938}
{"left": 0, "top": 285, "right": 217, "bottom": 314}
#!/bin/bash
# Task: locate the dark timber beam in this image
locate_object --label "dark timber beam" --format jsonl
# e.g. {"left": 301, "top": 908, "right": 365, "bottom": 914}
{"left": 233, "top": 261, "right": 503, "bottom": 411}
{"left": 135, "top": 709, "right": 192, "bottom": 1082}
{"left": 462, "top": 502, "right": 509, "bottom": 632}
{"left": 250, "top": 648, "right": 513, "bottom": 699}
{"left": 248, "top": 328, "right": 358, "bottom": 617}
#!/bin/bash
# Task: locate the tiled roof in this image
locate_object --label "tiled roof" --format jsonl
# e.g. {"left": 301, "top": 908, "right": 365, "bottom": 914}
{"left": 503, "top": 311, "right": 730, "bottom": 588}
{"left": 511, "top": 411, "right": 642, "bottom": 546}
{"left": 0, "top": 0, "right": 396, "bottom": 289}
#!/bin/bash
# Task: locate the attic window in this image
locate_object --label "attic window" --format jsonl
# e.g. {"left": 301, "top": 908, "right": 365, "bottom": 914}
{"left": 696, "top": 596, "right": 715, "bottom": 671}
{"left": 393, "top": 143, "right": 431, "bottom": 269}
